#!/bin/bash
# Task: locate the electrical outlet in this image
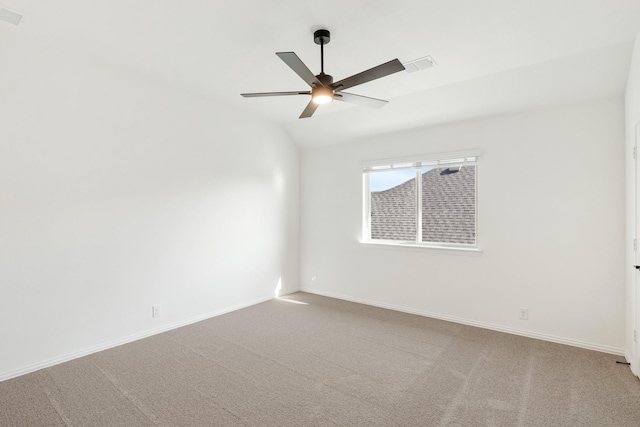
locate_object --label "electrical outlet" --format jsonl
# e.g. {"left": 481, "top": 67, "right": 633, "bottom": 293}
{"left": 311, "top": 275, "right": 317, "bottom": 283}
{"left": 152, "top": 305, "right": 160, "bottom": 318}
{"left": 519, "top": 308, "right": 528, "bottom": 320}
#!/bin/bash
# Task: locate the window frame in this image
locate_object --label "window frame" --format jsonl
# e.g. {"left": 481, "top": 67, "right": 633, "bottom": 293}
{"left": 361, "top": 150, "right": 481, "bottom": 253}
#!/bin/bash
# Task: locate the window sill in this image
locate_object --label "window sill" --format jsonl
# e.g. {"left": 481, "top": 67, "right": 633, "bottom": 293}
{"left": 360, "top": 240, "right": 483, "bottom": 256}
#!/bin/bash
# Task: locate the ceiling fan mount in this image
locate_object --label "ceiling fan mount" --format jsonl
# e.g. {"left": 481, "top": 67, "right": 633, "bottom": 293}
{"left": 313, "top": 29, "right": 331, "bottom": 46}
{"left": 241, "top": 28, "right": 405, "bottom": 119}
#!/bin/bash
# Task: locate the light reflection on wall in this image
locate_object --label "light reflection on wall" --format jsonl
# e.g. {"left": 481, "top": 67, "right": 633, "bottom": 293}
{"left": 274, "top": 276, "right": 282, "bottom": 297}
{"left": 274, "top": 169, "right": 285, "bottom": 197}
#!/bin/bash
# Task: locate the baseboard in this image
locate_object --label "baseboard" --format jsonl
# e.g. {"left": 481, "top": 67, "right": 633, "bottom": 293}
{"left": 626, "top": 350, "right": 639, "bottom": 377}
{"left": 0, "top": 294, "right": 275, "bottom": 382}
{"left": 302, "top": 287, "right": 625, "bottom": 356}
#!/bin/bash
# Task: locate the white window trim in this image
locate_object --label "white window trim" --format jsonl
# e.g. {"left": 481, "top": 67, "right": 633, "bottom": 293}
{"left": 360, "top": 149, "right": 481, "bottom": 170}
{"left": 361, "top": 149, "right": 481, "bottom": 254}
{"left": 360, "top": 240, "right": 483, "bottom": 256}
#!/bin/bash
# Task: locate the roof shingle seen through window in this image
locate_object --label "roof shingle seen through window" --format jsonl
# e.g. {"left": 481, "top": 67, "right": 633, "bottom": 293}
{"left": 370, "top": 166, "right": 476, "bottom": 244}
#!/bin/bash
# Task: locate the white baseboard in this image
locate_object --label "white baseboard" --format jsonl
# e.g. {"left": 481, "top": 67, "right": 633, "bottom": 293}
{"left": 625, "top": 350, "right": 639, "bottom": 377}
{"left": 302, "top": 287, "right": 625, "bottom": 356}
{"left": 0, "top": 294, "right": 275, "bottom": 382}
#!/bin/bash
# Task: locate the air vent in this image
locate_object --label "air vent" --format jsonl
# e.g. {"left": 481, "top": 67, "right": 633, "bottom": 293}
{"left": 403, "top": 56, "right": 436, "bottom": 73}
{"left": 0, "top": 7, "right": 23, "bottom": 26}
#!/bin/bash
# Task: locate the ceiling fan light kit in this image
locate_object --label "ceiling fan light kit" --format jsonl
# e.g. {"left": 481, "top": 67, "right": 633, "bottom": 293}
{"left": 241, "top": 29, "right": 405, "bottom": 118}
{"left": 312, "top": 87, "right": 333, "bottom": 104}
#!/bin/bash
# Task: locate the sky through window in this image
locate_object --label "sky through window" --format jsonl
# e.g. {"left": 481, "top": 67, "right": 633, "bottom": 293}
{"left": 369, "top": 168, "right": 432, "bottom": 192}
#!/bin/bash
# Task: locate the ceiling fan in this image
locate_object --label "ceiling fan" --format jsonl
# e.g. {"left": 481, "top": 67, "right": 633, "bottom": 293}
{"left": 241, "top": 29, "right": 405, "bottom": 119}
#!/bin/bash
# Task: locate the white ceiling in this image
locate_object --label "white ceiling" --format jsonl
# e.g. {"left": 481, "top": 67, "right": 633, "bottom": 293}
{"left": 2, "top": 0, "right": 640, "bottom": 148}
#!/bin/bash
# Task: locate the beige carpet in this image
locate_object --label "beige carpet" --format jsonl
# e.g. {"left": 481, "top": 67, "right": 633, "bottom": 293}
{"left": 1, "top": 292, "right": 639, "bottom": 426}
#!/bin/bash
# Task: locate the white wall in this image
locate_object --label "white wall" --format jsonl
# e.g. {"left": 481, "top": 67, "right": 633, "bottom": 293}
{"left": 0, "top": 36, "right": 299, "bottom": 380}
{"left": 625, "top": 31, "right": 640, "bottom": 374}
{"left": 301, "top": 98, "right": 625, "bottom": 353}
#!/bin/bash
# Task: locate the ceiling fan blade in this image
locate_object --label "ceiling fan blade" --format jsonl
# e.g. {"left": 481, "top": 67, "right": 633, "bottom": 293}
{"left": 299, "top": 100, "right": 319, "bottom": 119}
{"left": 334, "top": 92, "right": 388, "bottom": 109}
{"left": 331, "top": 59, "right": 405, "bottom": 92}
{"left": 276, "top": 52, "right": 324, "bottom": 88}
{"left": 241, "top": 91, "right": 310, "bottom": 97}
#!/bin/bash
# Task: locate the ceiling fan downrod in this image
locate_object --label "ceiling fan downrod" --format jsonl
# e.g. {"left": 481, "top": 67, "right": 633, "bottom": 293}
{"left": 314, "top": 29, "right": 330, "bottom": 75}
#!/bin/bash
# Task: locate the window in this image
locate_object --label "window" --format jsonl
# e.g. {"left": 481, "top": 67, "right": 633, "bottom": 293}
{"left": 362, "top": 151, "right": 479, "bottom": 249}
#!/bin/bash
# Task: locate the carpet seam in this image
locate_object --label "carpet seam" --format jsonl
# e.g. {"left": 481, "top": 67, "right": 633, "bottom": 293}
{"left": 93, "top": 362, "right": 161, "bottom": 426}
{"left": 515, "top": 342, "right": 535, "bottom": 427}
{"left": 36, "top": 371, "right": 73, "bottom": 427}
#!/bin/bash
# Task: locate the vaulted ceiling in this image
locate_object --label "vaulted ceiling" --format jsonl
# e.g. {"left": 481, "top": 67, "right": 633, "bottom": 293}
{"left": 2, "top": 0, "right": 640, "bottom": 147}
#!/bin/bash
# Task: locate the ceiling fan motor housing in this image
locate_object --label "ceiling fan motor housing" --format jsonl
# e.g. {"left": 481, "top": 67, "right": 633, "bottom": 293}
{"left": 316, "top": 73, "right": 333, "bottom": 86}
